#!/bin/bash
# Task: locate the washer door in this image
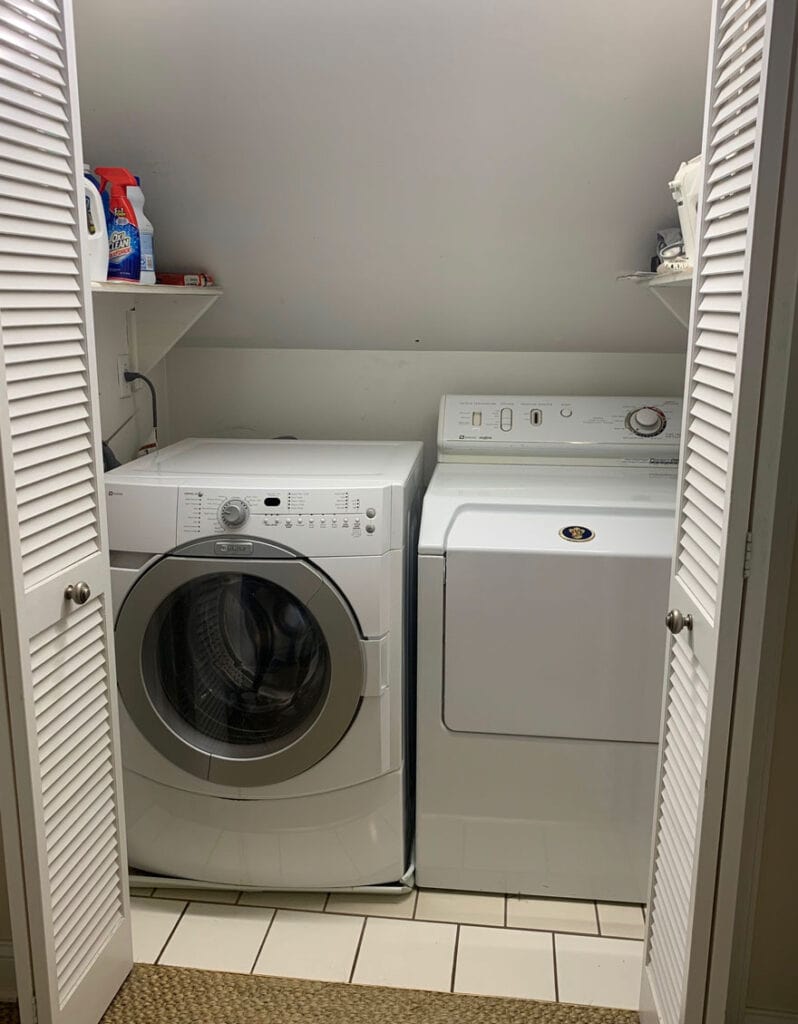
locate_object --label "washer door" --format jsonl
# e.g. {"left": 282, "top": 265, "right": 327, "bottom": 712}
{"left": 115, "top": 556, "right": 364, "bottom": 786}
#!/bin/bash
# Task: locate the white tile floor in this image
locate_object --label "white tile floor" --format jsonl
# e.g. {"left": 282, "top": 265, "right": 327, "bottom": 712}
{"left": 130, "top": 886, "right": 646, "bottom": 1011}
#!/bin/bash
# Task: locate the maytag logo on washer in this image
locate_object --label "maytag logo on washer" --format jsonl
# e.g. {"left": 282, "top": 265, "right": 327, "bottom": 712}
{"left": 559, "top": 525, "right": 595, "bottom": 543}
{"left": 215, "top": 541, "right": 254, "bottom": 555}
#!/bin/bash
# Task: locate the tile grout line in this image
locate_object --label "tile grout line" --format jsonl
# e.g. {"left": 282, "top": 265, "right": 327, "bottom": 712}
{"left": 154, "top": 901, "right": 189, "bottom": 965}
{"left": 594, "top": 901, "right": 602, "bottom": 936}
{"left": 503, "top": 896, "right": 508, "bottom": 928}
{"left": 322, "top": 892, "right": 331, "bottom": 912}
{"left": 248, "top": 908, "right": 278, "bottom": 975}
{"left": 449, "top": 925, "right": 461, "bottom": 994}
{"left": 347, "top": 916, "right": 369, "bottom": 985}
{"left": 391, "top": 914, "right": 606, "bottom": 936}
{"left": 412, "top": 888, "right": 419, "bottom": 919}
{"left": 551, "top": 932, "right": 560, "bottom": 1003}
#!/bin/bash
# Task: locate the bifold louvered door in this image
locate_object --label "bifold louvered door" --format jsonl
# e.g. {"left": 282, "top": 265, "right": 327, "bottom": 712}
{"left": 641, "top": 2, "right": 796, "bottom": 1023}
{"left": 0, "top": 1, "right": 132, "bottom": 1023}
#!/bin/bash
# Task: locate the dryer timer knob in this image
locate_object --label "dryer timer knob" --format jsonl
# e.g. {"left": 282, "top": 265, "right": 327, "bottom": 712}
{"left": 628, "top": 406, "right": 666, "bottom": 436}
{"left": 220, "top": 499, "right": 249, "bottom": 528}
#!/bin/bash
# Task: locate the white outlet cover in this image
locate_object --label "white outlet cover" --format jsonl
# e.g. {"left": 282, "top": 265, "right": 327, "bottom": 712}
{"left": 117, "top": 354, "right": 132, "bottom": 398}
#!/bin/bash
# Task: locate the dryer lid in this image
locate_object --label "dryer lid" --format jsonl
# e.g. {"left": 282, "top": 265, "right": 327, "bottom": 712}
{"left": 446, "top": 506, "right": 676, "bottom": 558}
{"left": 419, "top": 463, "right": 678, "bottom": 554}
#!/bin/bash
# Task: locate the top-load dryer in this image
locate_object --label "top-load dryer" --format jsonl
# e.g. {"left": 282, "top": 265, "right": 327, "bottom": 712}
{"left": 416, "top": 396, "right": 682, "bottom": 902}
{"left": 106, "top": 438, "right": 422, "bottom": 889}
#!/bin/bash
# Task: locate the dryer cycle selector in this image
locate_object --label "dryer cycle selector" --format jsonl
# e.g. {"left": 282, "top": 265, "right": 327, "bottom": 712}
{"left": 626, "top": 406, "right": 666, "bottom": 437}
{"left": 219, "top": 498, "right": 249, "bottom": 528}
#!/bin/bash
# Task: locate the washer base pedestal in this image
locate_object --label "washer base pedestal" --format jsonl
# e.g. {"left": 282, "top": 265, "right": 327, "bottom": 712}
{"left": 124, "top": 766, "right": 408, "bottom": 889}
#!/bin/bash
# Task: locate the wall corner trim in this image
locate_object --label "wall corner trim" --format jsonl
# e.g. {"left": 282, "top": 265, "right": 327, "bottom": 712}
{"left": 0, "top": 940, "right": 15, "bottom": 1002}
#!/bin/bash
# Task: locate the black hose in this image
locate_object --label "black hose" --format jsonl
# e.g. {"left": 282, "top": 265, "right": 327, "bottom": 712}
{"left": 124, "top": 370, "right": 158, "bottom": 435}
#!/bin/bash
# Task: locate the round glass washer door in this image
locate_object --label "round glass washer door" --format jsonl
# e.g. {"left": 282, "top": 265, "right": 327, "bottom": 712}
{"left": 115, "top": 555, "right": 365, "bottom": 786}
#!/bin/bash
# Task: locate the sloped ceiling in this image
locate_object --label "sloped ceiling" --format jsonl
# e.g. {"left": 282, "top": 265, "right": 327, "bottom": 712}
{"left": 75, "top": 0, "right": 710, "bottom": 352}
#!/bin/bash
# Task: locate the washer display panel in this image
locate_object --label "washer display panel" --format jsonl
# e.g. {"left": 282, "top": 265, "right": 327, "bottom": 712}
{"left": 116, "top": 554, "right": 365, "bottom": 787}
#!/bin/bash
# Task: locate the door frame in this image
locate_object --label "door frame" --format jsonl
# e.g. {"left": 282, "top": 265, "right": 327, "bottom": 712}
{"left": 0, "top": 616, "right": 36, "bottom": 1023}
{"left": 703, "top": 28, "right": 798, "bottom": 1023}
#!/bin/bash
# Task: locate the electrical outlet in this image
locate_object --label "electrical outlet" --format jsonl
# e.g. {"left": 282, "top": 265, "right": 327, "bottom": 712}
{"left": 117, "top": 354, "right": 132, "bottom": 398}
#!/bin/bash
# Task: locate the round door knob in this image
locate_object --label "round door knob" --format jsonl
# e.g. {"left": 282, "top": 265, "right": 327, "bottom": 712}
{"left": 628, "top": 406, "right": 666, "bottom": 436}
{"left": 220, "top": 499, "right": 249, "bottom": 528}
{"left": 65, "top": 581, "right": 91, "bottom": 605}
{"left": 666, "top": 609, "right": 693, "bottom": 634}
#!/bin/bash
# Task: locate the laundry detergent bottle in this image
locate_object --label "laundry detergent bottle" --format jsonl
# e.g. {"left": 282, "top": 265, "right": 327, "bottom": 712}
{"left": 129, "top": 176, "right": 155, "bottom": 285}
{"left": 95, "top": 167, "right": 140, "bottom": 281}
{"left": 82, "top": 164, "right": 109, "bottom": 282}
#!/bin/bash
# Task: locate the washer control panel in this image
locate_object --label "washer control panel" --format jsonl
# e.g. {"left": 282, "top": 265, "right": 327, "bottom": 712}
{"left": 178, "top": 486, "right": 385, "bottom": 553}
{"left": 439, "top": 395, "right": 682, "bottom": 463}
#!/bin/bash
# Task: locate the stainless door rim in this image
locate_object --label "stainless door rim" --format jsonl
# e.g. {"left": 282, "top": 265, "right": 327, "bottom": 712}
{"left": 115, "top": 555, "right": 366, "bottom": 787}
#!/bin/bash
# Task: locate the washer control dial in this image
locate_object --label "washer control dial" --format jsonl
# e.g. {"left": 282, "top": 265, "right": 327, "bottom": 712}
{"left": 219, "top": 498, "right": 249, "bottom": 528}
{"left": 627, "top": 406, "right": 666, "bottom": 437}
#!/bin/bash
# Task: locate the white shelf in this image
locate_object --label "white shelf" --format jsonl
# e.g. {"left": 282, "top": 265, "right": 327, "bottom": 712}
{"left": 91, "top": 282, "right": 222, "bottom": 373}
{"left": 618, "top": 269, "right": 693, "bottom": 328}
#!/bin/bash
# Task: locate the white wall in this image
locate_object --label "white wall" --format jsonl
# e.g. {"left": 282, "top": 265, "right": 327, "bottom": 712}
{"left": 92, "top": 296, "right": 167, "bottom": 464}
{"left": 165, "top": 348, "right": 686, "bottom": 474}
{"left": 75, "top": 0, "right": 709, "bottom": 355}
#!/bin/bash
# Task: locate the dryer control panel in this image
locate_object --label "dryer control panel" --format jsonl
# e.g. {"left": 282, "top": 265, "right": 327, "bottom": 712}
{"left": 438, "top": 395, "right": 682, "bottom": 464}
{"left": 177, "top": 486, "right": 386, "bottom": 554}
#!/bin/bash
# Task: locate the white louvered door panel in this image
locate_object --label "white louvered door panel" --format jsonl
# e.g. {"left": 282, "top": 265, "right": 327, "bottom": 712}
{"left": 0, "top": 2, "right": 132, "bottom": 1023}
{"left": 640, "top": 2, "right": 796, "bottom": 1023}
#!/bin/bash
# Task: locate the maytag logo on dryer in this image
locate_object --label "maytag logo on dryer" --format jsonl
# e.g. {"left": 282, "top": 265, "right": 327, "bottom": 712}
{"left": 559, "top": 525, "right": 595, "bottom": 543}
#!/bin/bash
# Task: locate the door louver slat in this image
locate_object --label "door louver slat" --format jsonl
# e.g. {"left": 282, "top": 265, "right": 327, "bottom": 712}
{"left": 49, "top": 819, "right": 115, "bottom": 909}
{"left": 15, "top": 446, "right": 91, "bottom": 488}
{"left": 46, "top": 793, "right": 114, "bottom": 882}
{"left": 698, "top": 292, "right": 742, "bottom": 314}
{"left": 13, "top": 432, "right": 91, "bottom": 471}
{"left": 710, "top": 126, "right": 757, "bottom": 167}
{"left": 701, "top": 230, "right": 747, "bottom": 256}
{"left": 40, "top": 703, "right": 108, "bottom": 784}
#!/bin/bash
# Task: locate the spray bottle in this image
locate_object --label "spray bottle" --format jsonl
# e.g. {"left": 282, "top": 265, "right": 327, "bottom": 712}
{"left": 95, "top": 167, "right": 140, "bottom": 282}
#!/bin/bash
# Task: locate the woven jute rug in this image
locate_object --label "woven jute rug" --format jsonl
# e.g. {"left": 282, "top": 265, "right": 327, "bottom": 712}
{"left": 0, "top": 963, "right": 640, "bottom": 1022}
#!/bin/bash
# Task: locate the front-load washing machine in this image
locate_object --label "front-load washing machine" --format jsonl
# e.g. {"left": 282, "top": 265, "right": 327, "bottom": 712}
{"left": 105, "top": 438, "right": 422, "bottom": 889}
{"left": 416, "top": 395, "right": 682, "bottom": 903}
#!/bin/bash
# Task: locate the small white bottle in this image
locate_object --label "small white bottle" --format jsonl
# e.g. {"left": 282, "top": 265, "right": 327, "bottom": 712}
{"left": 129, "top": 176, "right": 156, "bottom": 285}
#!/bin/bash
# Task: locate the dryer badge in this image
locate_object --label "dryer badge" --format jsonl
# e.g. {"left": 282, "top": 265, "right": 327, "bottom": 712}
{"left": 559, "top": 525, "right": 595, "bottom": 543}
